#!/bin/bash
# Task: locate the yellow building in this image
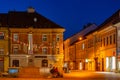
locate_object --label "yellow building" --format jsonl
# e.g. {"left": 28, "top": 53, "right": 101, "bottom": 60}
{"left": 0, "top": 27, "right": 9, "bottom": 72}
{"left": 64, "top": 23, "right": 97, "bottom": 70}
{"left": 64, "top": 9, "right": 120, "bottom": 72}
{"left": 0, "top": 7, "right": 65, "bottom": 72}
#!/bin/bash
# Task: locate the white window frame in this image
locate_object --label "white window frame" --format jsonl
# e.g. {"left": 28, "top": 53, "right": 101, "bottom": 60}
{"left": 42, "top": 34, "right": 47, "bottom": 41}
{"left": 42, "top": 47, "right": 47, "bottom": 54}
{"left": 13, "top": 33, "right": 18, "bottom": 41}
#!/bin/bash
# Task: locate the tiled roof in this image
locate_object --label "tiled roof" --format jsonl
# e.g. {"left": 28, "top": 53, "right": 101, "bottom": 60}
{"left": 0, "top": 11, "right": 64, "bottom": 29}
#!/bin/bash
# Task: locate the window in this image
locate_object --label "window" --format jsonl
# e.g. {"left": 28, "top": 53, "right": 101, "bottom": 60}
{"left": 42, "top": 34, "right": 47, "bottom": 41}
{"left": 106, "top": 37, "right": 108, "bottom": 45}
{"left": 42, "top": 59, "right": 48, "bottom": 67}
{"left": 0, "top": 32, "right": 4, "bottom": 40}
{"left": 56, "top": 34, "right": 60, "bottom": 41}
{"left": 0, "top": 48, "right": 4, "bottom": 55}
{"left": 12, "top": 60, "right": 19, "bottom": 67}
{"left": 28, "top": 34, "right": 33, "bottom": 54}
{"left": 110, "top": 35, "right": 112, "bottom": 44}
{"left": 101, "top": 38, "right": 102, "bottom": 47}
{"left": 82, "top": 43, "right": 85, "bottom": 50}
{"left": 104, "top": 38, "right": 105, "bottom": 46}
{"left": 42, "top": 47, "right": 47, "bottom": 54}
{"left": 13, "top": 33, "right": 18, "bottom": 41}
{"left": 13, "top": 48, "right": 18, "bottom": 54}
{"left": 113, "top": 34, "right": 116, "bottom": 44}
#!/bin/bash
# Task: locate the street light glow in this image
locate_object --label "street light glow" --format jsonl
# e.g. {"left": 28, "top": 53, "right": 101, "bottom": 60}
{"left": 79, "top": 37, "right": 82, "bottom": 40}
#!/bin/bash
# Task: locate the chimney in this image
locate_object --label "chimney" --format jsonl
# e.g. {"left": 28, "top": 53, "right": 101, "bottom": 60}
{"left": 27, "top": 7, "right": 35, "bottom": 13}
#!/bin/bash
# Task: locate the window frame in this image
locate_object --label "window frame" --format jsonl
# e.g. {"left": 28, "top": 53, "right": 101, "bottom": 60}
{"left": 42, "top": 34, "right": 47, "bottom": 41}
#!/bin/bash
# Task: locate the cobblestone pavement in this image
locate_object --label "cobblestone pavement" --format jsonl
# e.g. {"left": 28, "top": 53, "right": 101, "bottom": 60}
{"left": 1, "top": 71, "right": 120, "bottom": 80}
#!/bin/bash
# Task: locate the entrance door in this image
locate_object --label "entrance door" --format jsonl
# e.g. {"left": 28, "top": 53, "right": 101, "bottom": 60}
{"left": 12, "top": 60, "right": 19, "bottom": 67}
{"left": 95, "top": 57, "right": 98, "bottom": 71}
{"left": 42, "top": 59, "right": 48, "bottom": 67}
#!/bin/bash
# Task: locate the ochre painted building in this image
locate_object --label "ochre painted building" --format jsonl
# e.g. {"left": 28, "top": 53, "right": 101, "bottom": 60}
{"left": 0, "top": 27, "right": 9, "bottom": 72}
{"left": 0, "top": 7, "right": 65, "bottom": 72}
{"left": 64, "top": 9, "right": 120, "bottom": 72}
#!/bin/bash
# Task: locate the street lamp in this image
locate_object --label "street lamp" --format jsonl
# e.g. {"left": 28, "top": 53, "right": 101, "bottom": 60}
{"left": 79, "top": 37, "right": 82, "bottom": 41}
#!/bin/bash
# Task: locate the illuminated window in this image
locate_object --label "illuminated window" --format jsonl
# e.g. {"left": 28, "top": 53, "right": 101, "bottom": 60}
{"left": 13, "top": 33, "right": 18, "bottom": 41}
{"left": 106, "top": 57, "right": 109, "bottom": 69}
{"left": 42, "top": 34, "right": 47, "bottom": 41}
{"left": 28, "top": 34, "right": 33, "bottom": 54}
{"left": 112, "top": 57, "right": 116, "bottom": 69}
{"left": 79, "top": 62, "right": 82, "bottom": 70}
{"left": 0, "top": 32, "right": 4, "bottom": 40}
{"left": 82, "top": 43, "right": 85, "bottom": 50}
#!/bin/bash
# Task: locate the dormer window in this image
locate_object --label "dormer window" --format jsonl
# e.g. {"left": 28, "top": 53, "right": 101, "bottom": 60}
{"left": 34, "top": 17, "right": 37, "bottom": 22}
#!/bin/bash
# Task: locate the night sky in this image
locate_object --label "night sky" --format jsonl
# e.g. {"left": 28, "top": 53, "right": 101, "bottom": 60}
{"left": 0, "top": 0, "right": 120, "bottom": 39}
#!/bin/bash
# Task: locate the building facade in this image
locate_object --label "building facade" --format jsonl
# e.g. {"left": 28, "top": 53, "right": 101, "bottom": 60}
{"left": 64, "top": 23, "right": 97, "bottom": 70}
{"left": 64, "top": 9, "right": 120, "bottom": 72}
{"left": 0, "top": 27, "right": 9, "bottom": 72}
{"left": 0, "top": 7, "right": 65, "bottom": 72}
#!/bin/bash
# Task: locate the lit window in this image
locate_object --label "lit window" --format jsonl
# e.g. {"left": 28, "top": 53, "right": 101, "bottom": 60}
{"left": 42, "top": 34, "right": 47, "bottom": 41}
{"left": 42, "top": 47, "right": 47, "bottom": 54}
{"left": 0, "top": 32, "right": 4, "bottom": 40}
{"left": 106, "top": 57, "right": 109, "bottom": 69}
{"left": 28, "top": 34, "right": 33, "bottom": 54}
{"left": 13, "top": 33, "right": 18, "bottom": 41}
{"left": 112, "top": 57, "right": 116, "bottom": 69}
{"left": 82, "top": 43, "right": 85, "bottom": 50}
{"left": 0, "top": 48, "right": 4, "bottom": 55}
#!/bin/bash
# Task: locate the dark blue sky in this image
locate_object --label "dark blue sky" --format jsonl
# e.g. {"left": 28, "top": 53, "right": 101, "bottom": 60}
{"left": 0, "top": 0, "right": 120, "bottom": 39}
